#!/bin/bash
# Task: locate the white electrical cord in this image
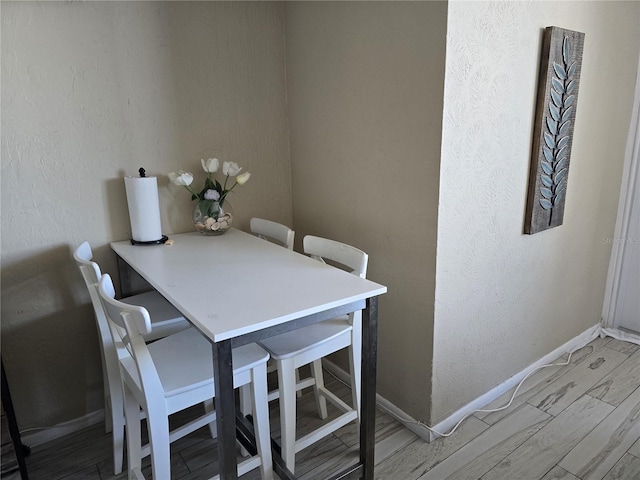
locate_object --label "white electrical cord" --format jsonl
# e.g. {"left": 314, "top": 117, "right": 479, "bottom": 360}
{"left": 323, "top": 348, "right": 578, "bottom": 438}
{"left": 422, "top": 349, "right": 576, "bottom": 437}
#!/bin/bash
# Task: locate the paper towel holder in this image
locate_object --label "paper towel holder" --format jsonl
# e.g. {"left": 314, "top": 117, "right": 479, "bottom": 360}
{"left": 131, "top": 235, "right": 169, "bottom": 246}
{"left": 128, "top": 168, "right": 169, "bottom": 246}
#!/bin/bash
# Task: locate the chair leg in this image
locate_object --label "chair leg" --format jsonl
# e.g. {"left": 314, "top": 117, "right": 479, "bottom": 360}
{"left": 350, "top": 316, "right": 363, "bottom": 425}
{"left": 277, "top": 359, "right": 298, "bottom": 473}
{"left": 251, "top": 364, "right": 273, "bottom": 480}
{"left": 239, "top": 384, "right": 252, "bottom": 417}
{"left": 349, "top": 339, "right": 362, "bottom": 427}
{"left": 110, "top": 389, "right": 125, "bottom": 475}
{"left": 310, "top": 360, "right": 328, "bottom": 419}
{"left": 203, "top": 399, "right": 217, "bottom": 439}
{"left": 105, "top": 393, "right": 113, "bottom": 433}
{"left": 100, "top": 354, "right": 111, "bottom": 434}
{"left": 238, "top": 385, "right": 252, "bottom": 457}
{"left": 146, "top": 403, "right": 171, "bottom": 480}
{"left": 123, "top": 384, "right": 142, "bottom": 478}
{"left": 295, "top": 368, "right": 302, "bottom": 398}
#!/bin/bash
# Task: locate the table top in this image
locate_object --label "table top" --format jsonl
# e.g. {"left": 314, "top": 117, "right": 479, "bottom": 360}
{"left": 111, "top": 229, "right": 387, "bottom": 343}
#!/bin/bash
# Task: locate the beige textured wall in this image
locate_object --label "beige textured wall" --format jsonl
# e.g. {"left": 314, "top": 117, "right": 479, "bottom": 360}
{"left": 284, "top": 1, "right": 447, "bottom": 422}
{"left": 432, "top": 0, "right": 640, "bottom": 423}
{"left": 1, "top": 1, "right": 291, "bottom": 428}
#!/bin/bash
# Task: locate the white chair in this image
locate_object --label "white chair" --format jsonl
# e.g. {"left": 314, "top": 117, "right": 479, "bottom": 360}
{"left": 258, "top": 235, "right": 368, "bottom": 473}
{"left": 244, "top": 218, "right": 296, "bottom": 454}
{"left": 250, "top": 218, "right": 295, "bottom": 250}
{"left": 73, "top": 241, "right": 191, "bottom": 475}
{"left": 98, "top": 274, "right": 274, "bottom": 480}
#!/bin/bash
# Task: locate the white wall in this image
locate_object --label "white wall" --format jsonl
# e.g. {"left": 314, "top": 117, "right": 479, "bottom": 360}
{"left": 433, "top": 0, "right": 640, "bottom": 423}
{"left": 284, "top": 1, "right": 447, "bottom": 422}
{"left": 1, "top": 1, "right": 291, "bottom": 428}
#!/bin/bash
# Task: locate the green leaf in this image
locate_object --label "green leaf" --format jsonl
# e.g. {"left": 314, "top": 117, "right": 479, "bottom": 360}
{"left": 198, "top": 199, "right": 221, "bottom": 219}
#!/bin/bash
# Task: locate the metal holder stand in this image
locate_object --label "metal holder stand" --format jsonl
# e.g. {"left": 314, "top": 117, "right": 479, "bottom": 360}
{"left": 130, "top": 235, "right": 169, "bottom": 246}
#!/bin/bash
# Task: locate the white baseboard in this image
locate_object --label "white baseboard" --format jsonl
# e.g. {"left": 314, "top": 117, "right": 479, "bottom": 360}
{"left": 601, "top": 326, "right": 640, "bottom": 346}
{"left": 325, "top": 323, "right": 603, "bottom": 443}
{"left": 427, "top": 323, "right": 602, "bottom": 441}
{"left": 21, "top": 409, "right": 104, "bottom": 447}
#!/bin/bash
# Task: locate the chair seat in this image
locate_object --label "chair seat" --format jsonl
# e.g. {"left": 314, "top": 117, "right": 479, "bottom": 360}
{"left": 120, "top": 328, "right": 269, "bottom": 400}
{"left": 122, "top": 291, "right": 189, "bottom": 342}
{"left": 259, "top": 317, "right": 351, "bottom": 360}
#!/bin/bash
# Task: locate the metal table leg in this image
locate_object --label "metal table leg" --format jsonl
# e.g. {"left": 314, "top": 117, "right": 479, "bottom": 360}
{"left": 361, "top": 296, "right": 378, "bottom": 479}
{"left": 212, "top": 339, "right": 239, "bottom": 480}
{"left": 329, "top": 295, "right": 379, "bottom": 480}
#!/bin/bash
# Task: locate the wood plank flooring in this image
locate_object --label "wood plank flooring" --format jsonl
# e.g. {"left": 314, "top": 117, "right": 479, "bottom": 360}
{"left": 3, "top": 336, "right": 640, "bottom": 480}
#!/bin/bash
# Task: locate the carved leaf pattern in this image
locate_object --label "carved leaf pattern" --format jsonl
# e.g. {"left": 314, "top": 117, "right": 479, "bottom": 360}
{"left": 553, "top": 62, "right": 566, "bottom": 80}
{"left": 544, "top": 132, "right": 556, "bottom": 149}
{"left": 551, "top": 77, "right": 564, "bottom": 93}
{"left": 556, "top": 156, "right": 568, "bottom": 171}
{"left": 559, "top": 120, "right": 571, "bottom": 136}
{"left": 540, "top": 35, "right": 575, "bottom": 223}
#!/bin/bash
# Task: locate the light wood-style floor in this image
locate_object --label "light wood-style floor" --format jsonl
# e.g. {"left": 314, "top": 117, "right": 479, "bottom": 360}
{"left": 2, "top": 336, "right": 640, "bottom": 480}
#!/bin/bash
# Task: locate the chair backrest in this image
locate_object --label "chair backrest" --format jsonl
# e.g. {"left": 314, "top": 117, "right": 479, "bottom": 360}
{"left": 250, "top": 218, "right": 295, "bottom": 250}
{"left": 303, "top": 235, "right": 368, "bottom": 278}
{"left": 73, "top": 241, "right": 115, "bottom": 359}
{"left": 99, "top": 274, "right": 152, "bottom": 339}
{"left": 73, "top": 241, "right": 102, "bottom": 285}
{"left": 98, "top": 274, "right": 163, "bottom": 402}
{"left": 74, "top": 242, "right": 126, "bottom": 348}
{"left": 73, "top": 242, "right": 127, "bottom": 424}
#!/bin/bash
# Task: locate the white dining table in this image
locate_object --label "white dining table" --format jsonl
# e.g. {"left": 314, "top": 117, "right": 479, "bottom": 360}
{"left": 111, "top": 229, "right": 387, "bottom": 480}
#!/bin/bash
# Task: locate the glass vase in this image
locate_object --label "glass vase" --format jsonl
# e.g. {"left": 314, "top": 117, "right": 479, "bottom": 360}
{"left": 193, "top": 201, "right": 233, "bottom": 236}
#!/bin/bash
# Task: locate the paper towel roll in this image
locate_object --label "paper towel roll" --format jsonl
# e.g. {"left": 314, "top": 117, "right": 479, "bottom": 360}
{"left": 124, "top": 175, "right": 163, "bottom": 242}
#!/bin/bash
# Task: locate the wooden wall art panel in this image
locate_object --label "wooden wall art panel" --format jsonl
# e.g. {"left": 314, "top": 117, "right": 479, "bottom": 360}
{"left": 525, "top": 26, "right": 585, "bottom": 234}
